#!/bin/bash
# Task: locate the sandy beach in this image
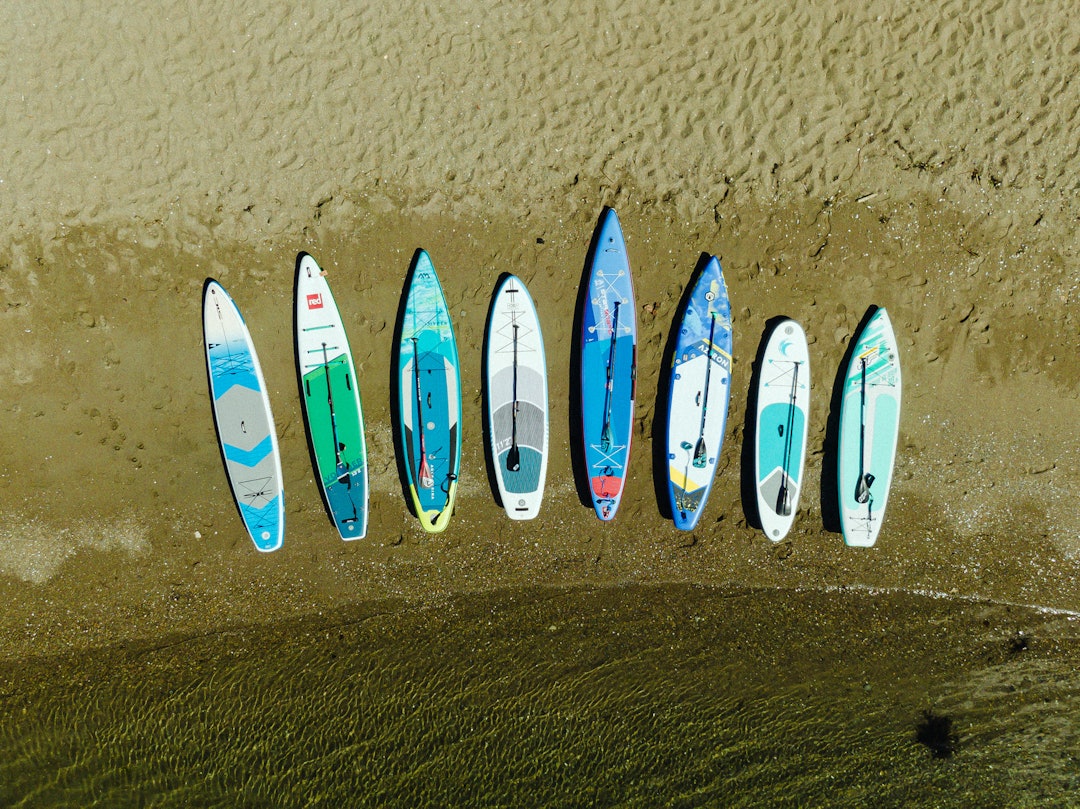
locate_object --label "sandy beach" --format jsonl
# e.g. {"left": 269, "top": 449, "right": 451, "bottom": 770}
{"left": 0, "top": 0, "right": 1078, "bottom": 663}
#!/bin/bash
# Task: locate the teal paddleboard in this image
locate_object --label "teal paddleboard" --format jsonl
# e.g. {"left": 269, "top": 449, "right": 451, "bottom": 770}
{"left": 396, "top": 250, "right": 462, "bottom": 533}
{"left": 837, "top": 308, "right": 901, "bottom": 547}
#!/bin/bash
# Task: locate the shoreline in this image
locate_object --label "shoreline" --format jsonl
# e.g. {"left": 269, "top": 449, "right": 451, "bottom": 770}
{"left": 0, "top": 189, "right": 1077, "bottom": 662}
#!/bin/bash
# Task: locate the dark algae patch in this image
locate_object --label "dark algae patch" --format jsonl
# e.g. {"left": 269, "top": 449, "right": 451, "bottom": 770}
{"left": 916, "top": 710, "right": 957, "bottom": 759}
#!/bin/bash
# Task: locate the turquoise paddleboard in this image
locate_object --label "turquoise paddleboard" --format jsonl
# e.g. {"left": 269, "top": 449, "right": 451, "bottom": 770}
{"left": 665, "top": 256, "right": 732, "bottom": 531}
{"left": 202, "top": 280, "right": 285, "bottom": 552}
{"left": 396, "top": 250, "right": 462, "bottom": 533}
{"left": 295, "top": 253, "right": 368, "bottom": 539}
{"left": 837, "top": 308, "right": 901, "bottom": 547}
{"left": 579, "top": 208, "right": 637, "bottom": 521}
{"left": 754, "top": 318, "right": 810, "bottom": 541}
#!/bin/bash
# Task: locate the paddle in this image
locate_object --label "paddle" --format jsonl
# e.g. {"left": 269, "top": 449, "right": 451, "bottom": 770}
{"left": 775, "top": 360, "right": 800, "bottom": 516}
{"left": 321, "top": 343, "right": 351, "bottom": 487}
{"left": 411, "top": 337, "right": 434, "bottom": 489}
{"left": 599, "top": 301, "right": 621, "bottom": 453}
{"left": 506, "top": 323, "right": 521, "bottom": 472}
{"left": 692, "top": 313, "right": 718, "bottom": 469}
{"left": 855, "top": 356, "right": 875, "bottom": 504}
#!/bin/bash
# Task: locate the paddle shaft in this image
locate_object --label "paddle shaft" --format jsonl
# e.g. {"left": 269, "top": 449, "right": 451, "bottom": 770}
{"left": 694, "top": 313, "right": 718, "bottom": 462}
{"left": 600, "top": 301, "right": 621, "bottom": 450}
{"left": 776, "top": 360, "right": 800, "bottom": 514}
{"left": 320, "top": 343, "right": 349, "bottom": 478}
{"left": 412, "top": 337, "right": 433, "bottom": 487}
{"left": 507, "top": 323, "right": 521, "bottom": 471}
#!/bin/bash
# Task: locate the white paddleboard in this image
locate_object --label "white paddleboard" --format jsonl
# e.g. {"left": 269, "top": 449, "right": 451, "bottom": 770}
{"left": 485, "top": 275, "right": 549, "bottom": 520}
{"left": 665, "top": 256, "right": 732, "bottom": 531}
{"left": 837, "top": 307, "right": 902, "bottom": 547}
{"left": 754, "top": 319, "right": 810, "bottom": 541}
{"left": 202, "top": 280, "right": 285, "bottom": 552}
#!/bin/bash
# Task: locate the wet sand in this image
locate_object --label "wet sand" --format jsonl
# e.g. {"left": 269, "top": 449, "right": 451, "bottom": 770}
{"left": 1, "top": 1, "right": 1078, "bottom": 663}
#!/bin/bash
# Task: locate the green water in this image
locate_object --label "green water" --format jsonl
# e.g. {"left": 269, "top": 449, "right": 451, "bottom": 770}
{"left": 1, "top": 584, "right": 1077, "bottom": 807}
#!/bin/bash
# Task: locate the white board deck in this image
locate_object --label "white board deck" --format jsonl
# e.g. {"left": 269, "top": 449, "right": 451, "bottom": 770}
{"left": 754, "top": 319, "right": 810, "bottom": 541}
{"left": 485, "top": 275, "right": 548, "bottom": 520}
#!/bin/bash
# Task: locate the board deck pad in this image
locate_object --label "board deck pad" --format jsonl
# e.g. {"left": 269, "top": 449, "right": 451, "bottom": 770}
{"left": 579, "top": 208, "right": 637, "bottom": 521}
{"left": 397, "top": 250, "right": 462, "bottom": 533}
{"left": 837, "top": 307, "right": 902, "bottom": 547}
{"left": 485, "top": 275, "right": 549, "bottom": 520}
{"left": 754, "top": 318, "right": 810, "bottom": 541}
{"left": 202, "top": 280, "right": 285, "bottom": 552}
{"left": 665, "top": 256, "right": 732, "bottom": 531}
{"left": 295, "top": 253, "right": 368, "bottom": 540}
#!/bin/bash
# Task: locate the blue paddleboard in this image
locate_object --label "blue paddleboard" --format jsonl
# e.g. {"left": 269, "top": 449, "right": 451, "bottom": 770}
{"left": 579, "top": 208, "right": 637, "bottom": 521}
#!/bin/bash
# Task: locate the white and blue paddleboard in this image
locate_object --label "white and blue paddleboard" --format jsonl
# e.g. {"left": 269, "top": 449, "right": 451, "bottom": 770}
{"left": 396, "top": 250, "right": 462, "bottom": 533}
{"left": 295, "top": 253, "right": 369, "bottom": 540}
{"left": 665, "top": 256, "right": 732, "bottom": 531}
{"left": 837, "top": 307, "right": 901, "bottom": 547}
{"left": 202, "top": 280, "right": 285, "bottom": 552}
{"left": 579, "top": 208, "right": 637, "bottom": 521}
{"left": 485, "top": 275, "right": 548, "bottom": 520}
{"left": 754, "top": 319, "right": 810, "bottom": 541}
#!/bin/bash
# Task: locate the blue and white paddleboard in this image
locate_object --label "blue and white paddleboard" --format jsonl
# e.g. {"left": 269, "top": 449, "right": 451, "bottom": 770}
{"left": 202, "top": 280, "right": 285, "bottom": 552}
{"left": 485, "top": 275, "right": 548, "bottom": 520}
{"left": 837, "top": 308, "right": 901, "bottom": 547}
{"left": 579, "top": 208, "right": 637, "bottom": 521}
{"left": 665, "top": 256, "right": 732, "bottom": 531}
{"left": 396, "top": 250, "right": 462, "bottom": 533}
{"left": 295, "top": 253, "right": 369, "bottom": 540}
{"left": 754, "top": 319, "right": 810, "bottom": 541}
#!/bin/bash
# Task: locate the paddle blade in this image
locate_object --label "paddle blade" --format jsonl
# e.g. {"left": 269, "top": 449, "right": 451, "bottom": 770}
{"left": 419, "top": 456, "right": 434, "bottom": 489}
{"left": 506, "top": 444, "right": 521, "bottom": 472}
{"left": 600, "top": 421, "right": 613, "bottom": 454}
{"left": 776, "top": 479, "right": 792, "bottom": 516}
{"left": 692, "top": 437, "right": 708, "bottom": 469}
{"left": 855, "top": 473, "right": 875, "bottom": 504}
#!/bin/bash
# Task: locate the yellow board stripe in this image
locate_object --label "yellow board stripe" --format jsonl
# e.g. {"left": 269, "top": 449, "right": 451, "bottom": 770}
{"left": 669, "top": 464, "right": 705, "bottom": 494}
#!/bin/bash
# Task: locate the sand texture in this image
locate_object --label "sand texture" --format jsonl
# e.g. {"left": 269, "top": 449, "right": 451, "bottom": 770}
{"left": 0, "top": 0, "right": 1078, "bottom": 659}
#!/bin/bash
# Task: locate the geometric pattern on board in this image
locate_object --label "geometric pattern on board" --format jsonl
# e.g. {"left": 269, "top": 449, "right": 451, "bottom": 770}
{"left": 203, "top": 279, "right": 284, "bottom": 552}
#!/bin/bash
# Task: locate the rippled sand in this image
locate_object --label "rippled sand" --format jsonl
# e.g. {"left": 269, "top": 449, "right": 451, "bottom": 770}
{"left": 0, "top": 1, "right": 1077, "bottom": 668}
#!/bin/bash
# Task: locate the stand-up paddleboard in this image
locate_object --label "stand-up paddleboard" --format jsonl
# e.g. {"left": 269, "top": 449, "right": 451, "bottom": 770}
{"left": 396, "top": 250, "right": 462, "bottom": 533}
{"left": 666, "top": 256, "right": 732, "bottom": 531}
{"left": 485, "top": 275, "right": 548, "bottom": 520}
{"left": 202, "top": 280, "right": 285, "bottom": 552}
{"left": 580, "top": 208, "right": 637, "bottom": 521}
{"left": 754, "top": 319, "right": 810, "bottom": 541}
{"left": 295, "top": 253, "right": 368, "bottom": 540}
{"left": 837, "top": 307, "right": 901, "bottom": 547}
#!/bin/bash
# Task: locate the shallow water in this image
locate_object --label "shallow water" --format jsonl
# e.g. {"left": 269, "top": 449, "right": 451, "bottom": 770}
{"left": 1, "top": 584, "right": 1077, "bottom": 807}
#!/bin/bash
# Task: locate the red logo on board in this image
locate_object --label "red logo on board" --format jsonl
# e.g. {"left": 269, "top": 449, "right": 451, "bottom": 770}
{"left": 306, "top": 293, "right": 324, "bottom": 309}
